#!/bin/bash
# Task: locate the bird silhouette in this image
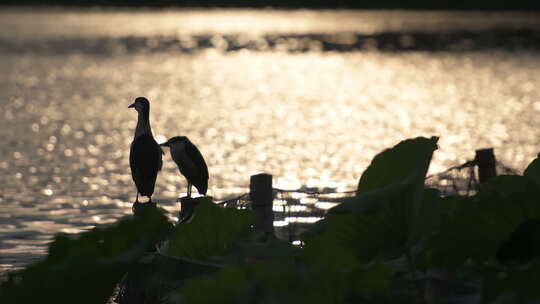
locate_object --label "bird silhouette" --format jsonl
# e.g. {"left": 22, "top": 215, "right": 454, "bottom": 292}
{"left": 160, "top": 136, "right": 208, "bottom": 197}
{"left": 128, "top": 97, "right": 163, "bottom": 204}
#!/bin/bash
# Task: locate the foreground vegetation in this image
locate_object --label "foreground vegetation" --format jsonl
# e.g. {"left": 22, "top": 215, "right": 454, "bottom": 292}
{"left": 1, "top": 136, "right": 540, "bottom": 304}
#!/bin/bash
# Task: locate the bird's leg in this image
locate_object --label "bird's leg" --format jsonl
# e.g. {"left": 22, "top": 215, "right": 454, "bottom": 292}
{"left": 187, "top": 182, "right": 192, "bottom": 198}
{"left": 132, "top": 192, "right": 140, "bottom": 214}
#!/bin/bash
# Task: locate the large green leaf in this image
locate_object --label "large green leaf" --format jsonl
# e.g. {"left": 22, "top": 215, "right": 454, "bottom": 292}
{"left": 304, "top": 137, "right": 440, "bottom": 265}
{"left": 482, "top": 259, "right": 540, "bottom": 304}
{"left": 170, "top": 258, "right": 394, "bottom": 304}
{"left": 0, "top": 206, "right": 174, "bottom": 304}
{"left": 304, "top": 188, "right": 440, "bottom": 265}
{"left": 221, "top": 236, "right": 301, "bottom": 266}
{"left": 357, "top": 136, "right": 439, "bottom": 195}
{"left": 353, "top": 260, "right": 395, "bottom": 295}
{"left": 329, "top": 179, "right": 412, "bottom": 215}
{"left": 166, "top": 197, "right": 255, "bottom": 260}
{"left": 407, "top": 187, "right": 442, "bottom": 248}
{"left": 524, "top": 153, "right": 540, "bottom": 188}
{"left": 425, "top": 175, "right": 540, "bottom": 268}
{"left": 118, "top": 253, "right": 222, "bottom": 304}
{"left": 328, "top": 136, "right": 439, "bottom": 225}
{"left": 302, "top": 213, "right": 364, "bottom": 268}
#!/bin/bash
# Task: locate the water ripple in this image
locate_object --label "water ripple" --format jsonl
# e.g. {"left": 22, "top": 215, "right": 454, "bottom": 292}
{"left": 1, "top": 9, "right": 540, "bottom": 273}
{"left": 1, "top": 29, "right": 540, "bottom": 55}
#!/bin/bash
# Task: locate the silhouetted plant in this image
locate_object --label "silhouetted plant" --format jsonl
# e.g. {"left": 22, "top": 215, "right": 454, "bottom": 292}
{"left": 4, "top": 137, "right": 540, "bottom": 304}
{"left": 165, "top": 197, "right": 255, "bottom": 260}
{"left": 0, "top": 207, "right": 173, "bottom": 304}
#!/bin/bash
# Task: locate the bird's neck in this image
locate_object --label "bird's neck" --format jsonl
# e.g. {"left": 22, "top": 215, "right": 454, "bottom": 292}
{"left": 135, "top": 110, "right": 152, "bottom": 138}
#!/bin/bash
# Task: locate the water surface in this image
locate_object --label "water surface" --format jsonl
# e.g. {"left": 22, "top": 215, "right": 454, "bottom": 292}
{"left": 1, "top": 8, "right": 540, "bottom": 273}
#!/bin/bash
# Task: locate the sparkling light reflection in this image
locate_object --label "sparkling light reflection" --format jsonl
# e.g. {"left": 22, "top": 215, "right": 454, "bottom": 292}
{"left": 1, "top": 9, "right": 539, "bottom": 272}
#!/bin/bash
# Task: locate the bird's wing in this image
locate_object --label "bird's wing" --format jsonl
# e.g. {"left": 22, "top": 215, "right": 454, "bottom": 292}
{"left": 186, "top": 140, "right": 209, "bottom": 180}
{"left": 129, "top": 141, "right": 139, "bottom": 181}
{"left": 130, "top": 134, "right": 163, "bottom": 192}
{"left": 158, "top": 145, "right": 163, "bottom": 171}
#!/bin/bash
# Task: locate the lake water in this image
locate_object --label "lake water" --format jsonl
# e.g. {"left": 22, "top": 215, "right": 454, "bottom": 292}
{"left": 1, "top": 8, "right": 540, "bottom": 273}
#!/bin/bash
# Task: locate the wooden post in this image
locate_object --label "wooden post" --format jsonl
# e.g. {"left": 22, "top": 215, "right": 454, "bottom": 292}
{"left": 475, "top": 148, "right": 497, "bottom": 184}
{"left": 250, "top": 173, "right": 274, "bottom": 239}
{"left": 177, "top": 197, "right": 200, "bottom": 224}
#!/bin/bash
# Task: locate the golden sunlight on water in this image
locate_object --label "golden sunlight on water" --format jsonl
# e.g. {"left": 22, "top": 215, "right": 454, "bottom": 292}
{"left": 1, "top": 9, "right": 540, "bottom": 272}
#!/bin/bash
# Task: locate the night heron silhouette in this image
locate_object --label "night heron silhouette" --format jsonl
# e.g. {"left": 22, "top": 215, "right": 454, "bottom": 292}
{"left": 128, "top": 97, "right": 163, "bottom": 203}
{"left": 160, "top": 136, "right": 208, "bottom": 198}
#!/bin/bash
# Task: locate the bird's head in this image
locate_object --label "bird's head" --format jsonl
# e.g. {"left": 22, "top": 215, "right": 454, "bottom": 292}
{"left": 160, "top": 136, "right": 189, "bottom": 148}
{"left": 128, "top": 97, "right": 150, "bottom": 113}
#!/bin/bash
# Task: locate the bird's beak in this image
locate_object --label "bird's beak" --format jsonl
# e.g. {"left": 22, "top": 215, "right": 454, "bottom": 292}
{"left": 160, "top": 142, "right": 169, "bottom": 147}
{"left": 128, "top": 103, "right": 135, "bottom": 108}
